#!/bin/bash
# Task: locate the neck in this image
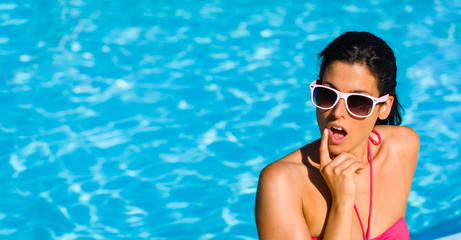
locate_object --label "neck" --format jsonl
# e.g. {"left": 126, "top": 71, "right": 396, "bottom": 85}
{"left": 331, "top": 139, "right": 370, "bottom": 165}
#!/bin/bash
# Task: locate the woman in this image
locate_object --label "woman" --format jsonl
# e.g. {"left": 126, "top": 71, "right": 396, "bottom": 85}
{"left": 255, "top": 31, "right": 419, "bottom": 239}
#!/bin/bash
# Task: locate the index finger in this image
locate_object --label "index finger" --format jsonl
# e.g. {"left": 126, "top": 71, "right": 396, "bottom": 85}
{"left": 319, "top": 128, "right": 331, "bottom": 167}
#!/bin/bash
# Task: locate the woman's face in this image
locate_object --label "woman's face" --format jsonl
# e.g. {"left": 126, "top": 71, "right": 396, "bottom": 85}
{"left": 316, "top": 61, "right": 384, "bottom": 157}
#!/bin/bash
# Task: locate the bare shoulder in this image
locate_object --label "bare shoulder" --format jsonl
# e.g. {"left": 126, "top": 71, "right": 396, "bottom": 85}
{"left": 255, "top": 148, "right": 313, "bottom": 238}
{"left": 375, "top": 125, "right": 420, "bottom": 174}
{"left": 257, "top": 140, "right": 320, "bottom": 188}
{"left": 376, "top": 125, "right": 420, "bottom": 152}
{"left": 257, "top": 149, "right": 305, "bottom": 190}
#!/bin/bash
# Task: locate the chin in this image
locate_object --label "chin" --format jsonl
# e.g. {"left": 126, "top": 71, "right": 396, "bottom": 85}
{"left": 328, "top": 145, "right": 347, "bottom": 157}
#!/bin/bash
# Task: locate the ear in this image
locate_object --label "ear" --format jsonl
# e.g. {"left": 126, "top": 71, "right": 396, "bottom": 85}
{"left": 378, "top": 96, "right": 394, "bottom": 120}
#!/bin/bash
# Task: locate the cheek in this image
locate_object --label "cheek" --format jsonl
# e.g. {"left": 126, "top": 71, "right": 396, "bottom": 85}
{"left": 316, "top": 109, "right": 327, "bottom": 130}
{"left": 370, "top": 108, "right": 382, "bottom": 124}
{"left": 348, "top": 118, "right": 377, "bottom": 140}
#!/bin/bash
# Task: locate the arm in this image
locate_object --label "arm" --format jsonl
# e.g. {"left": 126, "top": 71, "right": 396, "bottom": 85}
{"left": 255, "top": 130, "right": 364, "bottom": 239}
{"left": 400, "top": 126, "right": 420, "bottom": 178}
{"left": 321, "top": 202, "right": 354, "bottom": 239}
{"left": 255, "top": 162, "right": 312, "bottom": 240}
{"left": 316, "top": 129, "right": 362, "bottom": 240}
{"left": 395, "top": 126, "right": 420, "bottom": 214}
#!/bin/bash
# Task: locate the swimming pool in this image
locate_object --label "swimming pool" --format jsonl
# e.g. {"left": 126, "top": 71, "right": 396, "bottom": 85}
{"left": 2, "top": 0, "right": 461, "bottom": 239}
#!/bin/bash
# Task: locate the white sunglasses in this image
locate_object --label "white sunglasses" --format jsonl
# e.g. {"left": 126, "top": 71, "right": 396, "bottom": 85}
{"left": 310, "top": 80, "right": 389, "bottom": 118}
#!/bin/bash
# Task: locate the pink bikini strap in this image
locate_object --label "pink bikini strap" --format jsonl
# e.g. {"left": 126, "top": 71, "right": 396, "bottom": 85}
{"left": 368, "top": 129, "right": 381, "bottom": 145}
{"left": 354, "top": 129, "right": 381, "bottom": 240}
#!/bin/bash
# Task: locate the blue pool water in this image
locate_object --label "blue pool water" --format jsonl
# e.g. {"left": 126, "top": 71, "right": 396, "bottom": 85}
{"left": 2, "top": 0, "right": 461, "bottom": 239}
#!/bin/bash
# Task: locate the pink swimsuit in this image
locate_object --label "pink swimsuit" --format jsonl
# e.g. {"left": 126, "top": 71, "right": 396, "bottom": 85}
{"left": 312, "top": 130, "right": 410, "bottom": 240}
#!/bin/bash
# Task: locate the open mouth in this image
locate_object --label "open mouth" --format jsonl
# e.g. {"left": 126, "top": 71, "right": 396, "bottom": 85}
{"left": 330, "top": 126, "right": 347, "bottom": 141}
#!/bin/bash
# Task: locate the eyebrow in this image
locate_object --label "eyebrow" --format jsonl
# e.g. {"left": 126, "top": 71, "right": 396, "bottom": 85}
{"left": 323, "top": 81, "right": 373, "bottom": 95}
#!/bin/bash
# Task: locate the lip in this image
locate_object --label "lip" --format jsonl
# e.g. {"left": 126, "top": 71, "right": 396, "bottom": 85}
{"left": 327, "top": 123, "right": 348, "bottom": 145}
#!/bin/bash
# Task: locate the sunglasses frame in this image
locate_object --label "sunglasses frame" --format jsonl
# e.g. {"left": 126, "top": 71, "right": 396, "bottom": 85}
{"left": 309, "top": 80, "right": 389, "bottom": 118}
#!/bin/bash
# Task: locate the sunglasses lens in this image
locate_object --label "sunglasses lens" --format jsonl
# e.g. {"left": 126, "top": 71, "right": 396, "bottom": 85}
{"left": 347, "top": 95, "right": 373, "bottom": 116}
{"left": 314, "top": 87, "right": 337, "bottom": 108}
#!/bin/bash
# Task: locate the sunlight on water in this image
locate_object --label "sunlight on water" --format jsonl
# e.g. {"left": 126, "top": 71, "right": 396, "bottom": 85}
{"left": 2, "top": 0, "right": 461, "bottom": 239}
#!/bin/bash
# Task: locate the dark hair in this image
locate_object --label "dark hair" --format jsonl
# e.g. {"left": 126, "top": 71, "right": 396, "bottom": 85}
{"left": 317, "top": 31, "right": 403, "bottom": 125}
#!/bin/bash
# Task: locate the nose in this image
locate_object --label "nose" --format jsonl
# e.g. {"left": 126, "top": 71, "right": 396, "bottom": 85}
{"left": 332, "top": 98, "right": 348, "bottom": 118}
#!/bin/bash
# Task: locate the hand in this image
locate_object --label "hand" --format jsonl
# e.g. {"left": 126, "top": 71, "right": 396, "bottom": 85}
{"left": 318, "top": 128, "right": 364, "bottom": 205}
